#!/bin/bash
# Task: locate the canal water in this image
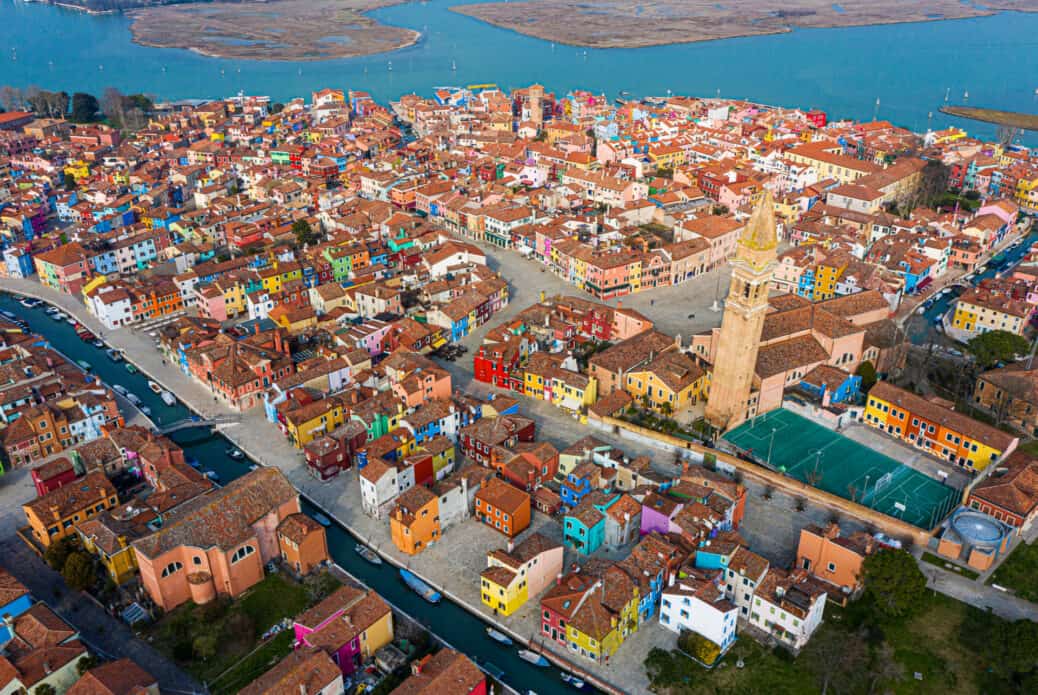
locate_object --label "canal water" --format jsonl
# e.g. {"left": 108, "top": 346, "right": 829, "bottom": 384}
{"left": 910, "top": 227, "right": 1038, "bottom": 344}
{"left": 3, "top": 0, "right": 1038, "bottom": 142}
{"left": 0, "top": 293, "right": 587, "bottom": 695}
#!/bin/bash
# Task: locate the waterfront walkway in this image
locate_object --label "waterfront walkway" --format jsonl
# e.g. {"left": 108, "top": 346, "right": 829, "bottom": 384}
{"left": 0, "top": 278, "right": 635, "bottom": 695}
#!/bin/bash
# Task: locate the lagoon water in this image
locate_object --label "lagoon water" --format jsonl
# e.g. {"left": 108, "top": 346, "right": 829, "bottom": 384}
{"left": 2, "top": 0, "right": 1037, "bottom": 139}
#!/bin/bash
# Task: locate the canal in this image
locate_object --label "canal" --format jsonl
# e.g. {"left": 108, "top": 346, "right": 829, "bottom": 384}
{"left": 909, "top": 227, "right": 1038, "bottom": 345}
{"left": 0, "top": 293, "right": 592, "bottom": 695}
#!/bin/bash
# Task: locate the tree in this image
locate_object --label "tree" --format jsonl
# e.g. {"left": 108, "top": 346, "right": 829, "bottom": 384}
{"left": 35, "top": 685, "right": 56, "bottom": 695}
{"left": 293, "top": 219, "right": 319, "bottom": 247}
{"left": 63, "top": 172, "right": 77, "bottom": 191}
{"left": 861, "top": 549, "right": 927, "bottom": 621}
{"left": 44, "top": 537, "right": 76, "bottom": 572}
{"left": 855, "top": 360, "right": 878, "bottom": 393}
{"left": 76, "top": 655, "right": 100, "bottom": 677}
{"left": 61, "top": 552, "right": 96, "bottom": 592}
{"left": 801, "top": 625, "right": 869, "bottom": 694}
{"left": 966, "top": 330, "right": 1030, "bottom": 369}
{"left": 70, "top": 92, "right": 99, "bottom": 123}
{"left": 193, "top": 633, "right": 218, "bottom": 661}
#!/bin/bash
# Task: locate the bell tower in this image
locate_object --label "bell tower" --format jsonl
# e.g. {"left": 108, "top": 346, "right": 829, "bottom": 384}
{"left": 704, "top": 190, "right": 779, "bottom": 431}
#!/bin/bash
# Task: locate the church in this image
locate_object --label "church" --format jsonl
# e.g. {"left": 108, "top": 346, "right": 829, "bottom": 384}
{"left": 699, "top": 191, "right": 904, "bottom": 431}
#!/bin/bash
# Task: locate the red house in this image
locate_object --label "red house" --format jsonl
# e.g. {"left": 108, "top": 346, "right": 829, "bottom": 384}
{"left": 459, "top": 415, "right": 536, "bottom": 467}
{"left": 303, "top": 420, "right": 368, "bottom": 481}
{"left": 31, "top": 456, "right": 78, "bottom": 497}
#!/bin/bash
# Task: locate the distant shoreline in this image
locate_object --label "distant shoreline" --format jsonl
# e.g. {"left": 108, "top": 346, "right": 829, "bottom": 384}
{"left": 449, "top": 2, "right": 1037, "bottom": 51}
{"left": 22, "top": 0, "right": 119, "bottom": 15}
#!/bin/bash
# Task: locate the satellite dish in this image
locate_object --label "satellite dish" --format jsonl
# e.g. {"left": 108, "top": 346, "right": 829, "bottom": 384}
{"left": 736, "top": 659, "right": 745, "bottom": 669}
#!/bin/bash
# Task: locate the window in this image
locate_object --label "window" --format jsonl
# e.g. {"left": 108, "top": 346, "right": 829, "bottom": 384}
{"left": 231, "top": 545, "right": 255, "bottom": 564}
{"left": 827, "top": 562, "right": 836, "bottom": 572}
{"left": 161, "top": 561, "right": 183, "bottom": 577}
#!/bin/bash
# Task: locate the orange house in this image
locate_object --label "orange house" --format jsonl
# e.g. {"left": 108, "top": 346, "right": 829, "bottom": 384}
{"left": 796, "top": 523, "right": 875, "bottom": 599}
{"left": 390, "top": 486, "right": 441, "bottom": 555}
{"left": 131, "top": 468, "right": 308, "bottom": 612}
{"left": 474, "top": 478, "right": 531, "bottom": 538}
{"left": 277, "top": 513, "right": 329, "bottom": 576}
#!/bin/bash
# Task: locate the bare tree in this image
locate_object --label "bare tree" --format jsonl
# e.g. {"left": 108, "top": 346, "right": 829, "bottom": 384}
{"left": 101, "top": 87, "right": 126, "bottom": 128}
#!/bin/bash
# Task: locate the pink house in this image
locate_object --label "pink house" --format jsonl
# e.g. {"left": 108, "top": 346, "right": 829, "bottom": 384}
{"left": 196, "top": 285, "right": 228, "bottom": 322}
{"left": 293, "top": 585, "right": 394, "bottom": 677}
{"left": 640, "top": 492, "right": 683, "bottom": 535}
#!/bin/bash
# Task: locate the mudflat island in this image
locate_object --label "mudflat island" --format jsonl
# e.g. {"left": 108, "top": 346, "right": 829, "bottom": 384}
{"left": 126, "top": 0, "right": 419, "bottom": 61}
{"left": 451, "top": 0, "right": 1037, "bottom": 48}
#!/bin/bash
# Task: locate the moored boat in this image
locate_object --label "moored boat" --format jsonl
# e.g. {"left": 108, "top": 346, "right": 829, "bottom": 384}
{"left": 313, "top": 513, "right": 332, "bottom": 527}
{"left": 518, "top": 649, "right": 549, "bottom": 667}
{"left": 486, "top": 627, "right": 512, "bottom": 646}
{"left": 125, "top": 363, "right": 138, "bottom": 374}
{"left": 400, "top": 568, "right": 441, "bottom": 604}
{"left": 160, "top": 391, "right": 176, "bottom": 406}
{"left": 75, "top": 360, "right": 91, "bottom": 371}
{"left": 226, "top": 447, "right": 245, "bottom": 460}
{"left": 354, "top": 543, "right": 383, "bottom": 565}
{"left": 148, "top": 380, "right": 161, "bottom": 394}
{"left": 561, "top": 673, "right": 585, "bottom": 689}
{"left": 480, "top": 661, "right": 505, "bottom": 681}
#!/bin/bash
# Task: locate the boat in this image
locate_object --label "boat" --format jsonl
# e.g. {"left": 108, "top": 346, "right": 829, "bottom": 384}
{"left": 148, "top": 380, "right": 161, "bottom": 394}
{"left": 354, "top": 543, "right": 383, "bottom": 565}
{"left": 66, "top": 317, "right": 76, "bottom": 325}
{"left": 45, "top": 306, "right": 58, "bottom": 315}
{"left": 561, "top": 673, "right": 585, "bottom": 689}
{"left": 75, "top": 360, "right": 91, "bottom": 371}
{"left": 125, "top": 363, "right": 138, "bottom": 374}
{"left": 18, "top": 298, "right": 36, "bottom": 308}
{"left": 480, "top": 661, "right": 505, "bottom": 681}
{"left": 1, "top": 310, "right": 17, "bottom": 320}
{"left": 486, "top": 627, "right": 512, "bottom": 646}
{"left": 112, "top": 384, "right": 128, "bottom": 396}
{"left": 226, "top": 447, "right": 245, "bottom": 460}
{"left": 313, "top": 513, "right": 332, "bottom": 527}
{"left": 248, "top": 464, "right": 259, "bottom": 471}
{"left": 140, "top": 406, "right": 151, "bottom": 416}
{"left": 518, "top": 649, "right": 549, "bottom": 667}
{"left": 160, "top": 391, "right": 176, "bottom": 406}
{"left": 400, "top": 568, "right": 442, "bottom": 604}
{"left": 916, "top": 306, "right": 926, "bottom": 315}
{"left": 204, "top": 470, "right": 220, "bottom": 482}
{"left": 106, "top": 349, "right": 123, "bottom": 362}
{"left": 50, "top": 312, "right": 64, "bottom": 321}
{"left": 126, "top": 393, "right": 142, "bottom": 406}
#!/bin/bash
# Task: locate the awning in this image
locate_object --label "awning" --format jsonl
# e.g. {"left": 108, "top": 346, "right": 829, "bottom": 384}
{"left": 432, "top": 337, "right": 448, "bottom": 348}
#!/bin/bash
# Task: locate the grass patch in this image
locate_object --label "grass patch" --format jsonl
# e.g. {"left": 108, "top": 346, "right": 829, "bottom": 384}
{"left": 1018, "top": 440, "right": 1038, "bottom": 457}
{"left": 209, "top": 631, "right": 294, "bottom": 695}
{"left": 920, "top": 551, "right": 981, "bottom": 580}
{"left": 646, "top": 593, "right": 993, "bottom": 694}
{"left": 987, "top": 540, "right": 1038, "bottom": 601}
{"left": 146, "top": 572, "right": 335, "bottom": 684}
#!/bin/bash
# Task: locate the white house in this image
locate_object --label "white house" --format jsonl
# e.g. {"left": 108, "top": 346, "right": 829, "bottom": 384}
{"left": 359, "top": 458, "right": 399, "bottom": 520}
{"left": 723, "top": 546, "right": 770, "bottom": 619}
{"left": 748, "top": 568, "right": 827, "bottom": 650}
{"left": 86, "top": 284, "right": 134, "bottom": 329}
{"left": 660, "top": 572, "right": 738, "bottom": 652}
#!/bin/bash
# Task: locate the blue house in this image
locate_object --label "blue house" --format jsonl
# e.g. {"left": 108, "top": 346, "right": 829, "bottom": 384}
{"left": 563, "top": 501, "right": 606, "bottom": 555}
{"left": 560, "top": 461, "right": 599, "bottom": 509}
{"left": 798, "top": 364, "right": 861, "bottom": 405}
{"left": 0, "top": 569, "right": 33, "bottom": 643}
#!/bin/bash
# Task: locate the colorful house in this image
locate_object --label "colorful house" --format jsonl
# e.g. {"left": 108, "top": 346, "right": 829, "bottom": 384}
{"left": 474, "top": 477, "right": 531, "bottom": 538}
{"left": 480, "top": 532, "right": 563, "bottom": 616}
{"left": 293, "top": 585, "right": 394, "bottom": 677}
{"left": 389, "top": 486, "right": 441, "bottom": 555}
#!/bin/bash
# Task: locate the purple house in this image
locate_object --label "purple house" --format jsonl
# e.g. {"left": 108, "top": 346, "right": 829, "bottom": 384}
{"left": 293, "top": 585, "right": 394, "bottom": 676}
{"left": 640, "top": 491, "right": 683, "bottom": 536}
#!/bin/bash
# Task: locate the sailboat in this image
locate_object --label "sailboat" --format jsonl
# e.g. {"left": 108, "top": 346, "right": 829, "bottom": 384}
{"left": 451, "top": 59, "right": 457, "bottom": 71}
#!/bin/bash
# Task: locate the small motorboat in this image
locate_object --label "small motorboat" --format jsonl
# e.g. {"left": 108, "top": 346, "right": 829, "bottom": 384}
{"left": 355, "top": 543, "right": 383, "bottom": 565}
{"left": 486, "top": 627, "right": 512, "bottom": 646}
{"left": 140, "top": 406, "right": 152, "bottom": 416}
{"left": 518, "top": 649, "right": 549, "bottom": 667}
{"left": 226, "top": 447, "right": 245, "bottom": 460}
{"left": 248, "top": 464, "right": 259, "bottom": 471}
{"left": 112, "top": 384, "right": 128, "bottom": 396}
{"left": 204, "top": 470, "right": 220, "bottom": 482}
{"left": 91, "top": 339, "right": 104, "bottom": 348}
{"left": 75, "top": 360, "right": 91, "bottom": 371}
{"left": 561, "top": 673, "right": 585, "bottom": 689}
{"left": 125, "top": 363, "right": 138, "bottom": 374}
{"left": 66, "top": 317, "right": 77, "bottom": 325}
{"left": 313, "top": 513, "right": 332, "bottom": 527}
{"left": 160, "top": 391, "right": 176, "bottom": 406}
{"left": 51, "top": 312, "right": 65, "bottom": 321}
{"left": 480, "top": 661, "right": 505, "bottom": 681}
{"left": 107, "top": 349, "right": 123, "bottom": 362}
{"left": 18, "top": 298, "right": 35, "bottom": 308}
{"left": 126, "top": 393, "right": 142, "bottom": 406}
{"left": 45, "top": 305, "right": 58, "bottom": 314}
{"left": 148, "top": 380, "right": 162, "bottom": 394}
{"left": 187, "top": 457, "right": 201, "bottom": 469}
{"left": 400, "top": 568, "right": 442, "bottom": 604}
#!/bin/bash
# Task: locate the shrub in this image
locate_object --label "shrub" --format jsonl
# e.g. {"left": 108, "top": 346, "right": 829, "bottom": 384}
{"left": 678, "top": 631, "right": 722, "bottom": 666}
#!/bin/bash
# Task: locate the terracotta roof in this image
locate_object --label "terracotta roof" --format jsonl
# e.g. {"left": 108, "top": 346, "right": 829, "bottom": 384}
{"left": 66, "top": 659, "right": 156, "bottom": 695}
{"left": 239, "top": 647, "right": 341, "bottom": 695}
{"left": 390, "top": 649, "right": 484, "bottom": 695}
{"left": 24, "top": 471, "right": 116, "bottom": 523}
{"left": 132, "top": 468, "right": 296, "bottom": 559}
{"left": 475, "top": 477, "right": 529, "bottom": 514}
{"left": 970, "top": 450, "right": 1038, "bottom": 519}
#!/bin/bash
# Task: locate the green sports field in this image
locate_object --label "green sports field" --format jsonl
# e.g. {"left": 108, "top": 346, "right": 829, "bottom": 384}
{"left": 724, "top": 408, "right": 959, "bottom": 529}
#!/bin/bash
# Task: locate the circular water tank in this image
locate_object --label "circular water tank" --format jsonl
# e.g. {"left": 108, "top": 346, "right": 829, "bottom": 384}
{"left": 950, "top": 509, "right": 1008, "bottom": 548}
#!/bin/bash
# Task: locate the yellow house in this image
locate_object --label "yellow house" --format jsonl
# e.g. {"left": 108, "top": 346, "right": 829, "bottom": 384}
{"left": 480, "top": 564, "right": 527, "bottom": 616}
{"left": 22, "top": 471, "right": 118, "bottom": 548}
{"left": 80, "top": 274, "right": 109, "bottom": 303}
{"left": 1016, "top": 175, "right": 1038, "bottom": 213}
{"left": 63, "top": 160, "right": 90, "bottom": 182}
{"left": 283, "top": 397, "right": 347, "bottom": 448}
{"left": 625, "top": 351, "right": 708, "bottom": 416}
{"left": 864, "top": 381, "right": 1016, "bottom": 472}
{"left": 951, "top": 289, "right": 1030, "bottom": 339}
{"left": 813, "top": 257, "right": 848, "bottom": 301}
{"left": 77, "top": 515, "right": 143, "bottom": 585}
